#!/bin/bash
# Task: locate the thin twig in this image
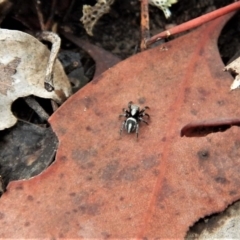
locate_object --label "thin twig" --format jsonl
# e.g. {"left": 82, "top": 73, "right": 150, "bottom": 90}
{"left": 36, "top": 31, "right": 61, "bottom": 91}
{"left": 63, "top": 0, "right": 76, "bottom": 22}
{"left": 35, "top": 0, "right": 45, "bottom": 31}
{"left": 147, "top": 1, "right": 240, "bottom": 47}
{"left": 140, "top": 0, "right": 150, "bottom": 51}
{"left": 45, "top": 0, "right": 57, "bottom": 30}
{"left": 24, "top": 96, "right": 50, "bottom": 121}
{"left": 51, "top": 100, "right": 59, "bottom": 112}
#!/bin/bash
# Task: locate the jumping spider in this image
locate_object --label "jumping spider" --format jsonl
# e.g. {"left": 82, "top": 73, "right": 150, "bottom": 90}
{"left": 119, "top": 101, "right": 150, "bottom": 138}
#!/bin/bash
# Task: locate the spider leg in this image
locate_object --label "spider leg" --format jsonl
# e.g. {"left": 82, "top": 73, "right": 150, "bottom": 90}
{"left": 120, "top": 120, "right": 126, "bottom": 135}
{"left": 136, "top": 123, "right": 139, "bottom": 138}
{"left": 128, "top": 101, "right": 133, "bottom": 109}
{"left": 141, "top": 113, "right": 150, "bottom": 119}
{"left": 119, "top": 114, "right": 126, "bottom": 118}
{"left": 139, "top": 106, "right": 150, "bottom": 112}
{"left": 120, "top": 108, "right": 130, "bottom": 118}
{"left": 139, "top": 107, "right": 150, "bottom": 116}
{"left": 145, "top": 113, "right": 150, "bottom": 118}
{"left": 139, "top": 118, "right": 148, "bottom": 125}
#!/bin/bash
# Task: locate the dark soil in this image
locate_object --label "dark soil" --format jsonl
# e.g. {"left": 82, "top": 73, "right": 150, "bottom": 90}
{"left": 66, "top": 0, "right": 239, "bottom": 60}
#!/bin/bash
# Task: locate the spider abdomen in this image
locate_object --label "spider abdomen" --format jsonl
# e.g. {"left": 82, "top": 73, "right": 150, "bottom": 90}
{"left": 125, "top": 117, "right": 137, "bottom": 133}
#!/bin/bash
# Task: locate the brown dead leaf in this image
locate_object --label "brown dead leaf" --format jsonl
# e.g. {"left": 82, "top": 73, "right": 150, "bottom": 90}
{"left": 62, "top": 31, "right": 121, "bottom": 78}
{"left": 0, "top": 13, "right": 240, "bottom": 239}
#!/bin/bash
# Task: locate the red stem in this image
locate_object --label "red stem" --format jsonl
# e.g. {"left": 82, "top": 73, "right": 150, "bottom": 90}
{"left": 146, "top": 1, "right": 240, "bottom": 47}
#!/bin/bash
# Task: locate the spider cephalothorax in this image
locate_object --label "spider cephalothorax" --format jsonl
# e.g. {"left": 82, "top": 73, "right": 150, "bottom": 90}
{"left": 119, "top": 101, "right": 150, "bottom": 138}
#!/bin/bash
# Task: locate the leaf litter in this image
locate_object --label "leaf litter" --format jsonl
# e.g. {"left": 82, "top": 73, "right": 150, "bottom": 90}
{"left": 225, "top": 56, "right": 240, "bottom": 90}
{"left": 1, "top": 12, "right": 240, "bottom": 239}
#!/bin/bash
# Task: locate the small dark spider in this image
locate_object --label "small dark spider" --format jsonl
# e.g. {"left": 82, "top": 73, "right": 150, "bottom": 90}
{"left": 119, "top": 101, "right": 150, "bottom": 138}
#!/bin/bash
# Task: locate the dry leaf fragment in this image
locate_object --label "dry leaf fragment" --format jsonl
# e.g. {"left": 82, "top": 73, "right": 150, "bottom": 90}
{"left": 0, "top": 29, "right": 71, "bottom": 130}
{"left": 224, "top": 57, "right": 240, "bottom": 90}
{"left": 80, "top": 0, "right": 115, "bottom": 36}
{"left": 149, "top": 0, "right": 178, "bottom": 18}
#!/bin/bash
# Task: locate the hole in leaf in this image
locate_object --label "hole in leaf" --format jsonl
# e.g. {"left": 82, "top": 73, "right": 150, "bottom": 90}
{"left": 181, "top": 118, "right": 240, "bottom": 137}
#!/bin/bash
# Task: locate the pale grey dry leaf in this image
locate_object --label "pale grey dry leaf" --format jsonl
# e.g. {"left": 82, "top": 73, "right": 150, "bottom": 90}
{"left": 0, "top": 57, "right": 20, "bottom": 95}
{"left": 0, "top": 29, "right": 72, "bottom": 130}
{"left": 186, "top": 201, "right": 240, "bottom": 239}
